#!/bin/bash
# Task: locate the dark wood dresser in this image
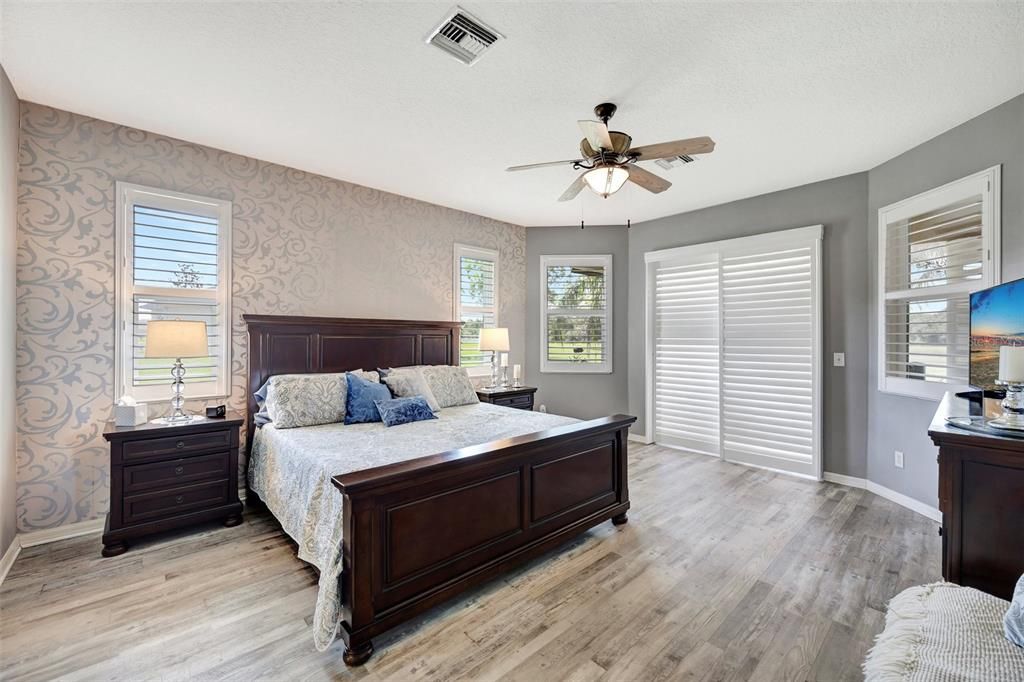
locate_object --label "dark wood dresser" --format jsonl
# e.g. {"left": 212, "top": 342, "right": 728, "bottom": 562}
{"left": 476, "top": 386, "right": 537, "bottom": 411}
{"left": 929, "top": 392, "right": 1024, "bottom": 600}
{"left": 101, "top": 413, "right": 244, "bottom": 557}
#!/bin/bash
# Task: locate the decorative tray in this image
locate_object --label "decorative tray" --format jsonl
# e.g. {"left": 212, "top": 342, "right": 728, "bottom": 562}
{"left": 946, "top": 416, "right": 1024, "bottom": 439}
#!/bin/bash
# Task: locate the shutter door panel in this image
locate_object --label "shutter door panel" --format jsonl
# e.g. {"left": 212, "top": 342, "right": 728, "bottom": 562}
{"left": 720, "top": 246, "right": 817, "bottom": 476}
{"left": 653, "top": 258, "right": 721, "bottom": 455}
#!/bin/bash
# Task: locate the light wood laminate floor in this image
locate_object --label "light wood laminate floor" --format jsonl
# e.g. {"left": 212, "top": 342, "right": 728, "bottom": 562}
{"left": 0, "top": 444, "right": 940, "bottom": 681}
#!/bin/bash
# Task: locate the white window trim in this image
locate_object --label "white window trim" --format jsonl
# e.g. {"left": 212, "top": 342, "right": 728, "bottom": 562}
{"left": 453, "top": 243, "right": 499, "bottom": 377}
{"left": 540, "top": 254, "right": 613, "bottom": 374}
{"left": 114, "top": 182, "right": 233, "bottom": 405}
{"left": 876, "top": 165, "right": 1001, "bottom": 401}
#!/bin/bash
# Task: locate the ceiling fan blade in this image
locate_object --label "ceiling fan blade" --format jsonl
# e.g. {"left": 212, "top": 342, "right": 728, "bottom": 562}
{"left": 629, "top": 136, "right": 715, "bottom": 160}
{"left": 558, "top": 173, "right": 588, "bottom": 202}
{"left": 506, "top": 159, "right": 582, "bottom": 172}
{"left": 627, "top": 165, "right": 672, "bottom": 194}
{"left": 578, "top": 120, "right": 614, "bottom": 151}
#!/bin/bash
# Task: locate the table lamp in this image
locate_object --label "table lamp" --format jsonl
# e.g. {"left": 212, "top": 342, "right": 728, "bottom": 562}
{"left": 992, "top": 346, "right": 1024, "bottom": 431}
{"left": 145, "top": 319, "right": 209, "bottom": 424}
{"left": 478, "top": 327, "right": 510, "bottom": 388}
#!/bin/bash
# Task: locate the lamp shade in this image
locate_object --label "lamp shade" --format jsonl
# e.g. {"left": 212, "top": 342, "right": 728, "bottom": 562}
{"left": 999, "top": 346, "right": 1024, "bottom": 382}
{"left": 478, "top": 327, "right": 510, "bottom": 352}
{"left": 145, "top": 320, "right": 209, "bottom": 358}
{"left": 583, "top": 165, "right": 629, "bottom": 198}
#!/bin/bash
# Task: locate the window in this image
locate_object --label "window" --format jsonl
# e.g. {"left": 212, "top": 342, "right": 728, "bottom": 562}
{"left": 540, "top": 255, "right": 612, "bottom": 373}
{"left": 115, "top": 183, "right": 232, "bottom": 403}
{"left": 878, "top": 166, "right": 1001, "bottom": 399}
{"left": 453, "top": 243, "right": 499, "bottom": 375}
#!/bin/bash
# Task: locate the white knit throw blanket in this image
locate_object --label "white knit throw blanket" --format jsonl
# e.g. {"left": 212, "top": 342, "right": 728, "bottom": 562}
{"left": 864, "top": 582, "right": 1024, "bottom": 681}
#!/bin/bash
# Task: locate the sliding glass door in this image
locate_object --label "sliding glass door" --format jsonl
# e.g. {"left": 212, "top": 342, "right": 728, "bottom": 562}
{"left": 646, "top": 226, "right": 822, "bottom": 479}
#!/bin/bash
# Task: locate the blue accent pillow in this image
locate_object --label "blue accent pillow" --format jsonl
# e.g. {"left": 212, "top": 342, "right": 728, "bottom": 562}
{"left": 1005, "top": 573, "right": 1024, "bottom": 647}
{"left": 374, "top": 396, "right": 438, "bottom": 427}
{"left": 344, "top": 372, "right": 392, "bottom": 424}
{"left": 253, "top": 380, "right": 272, "bottom": 427}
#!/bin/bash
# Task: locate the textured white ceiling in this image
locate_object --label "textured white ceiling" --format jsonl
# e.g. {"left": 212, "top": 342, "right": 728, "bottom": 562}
{"left": 2, "top": 2, "right": 1022, "bottom": 227}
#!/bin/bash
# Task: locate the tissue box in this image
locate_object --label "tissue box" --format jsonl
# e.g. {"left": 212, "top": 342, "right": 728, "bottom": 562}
{"left": 114, "top": 403, "right": 148, "bottom": 427}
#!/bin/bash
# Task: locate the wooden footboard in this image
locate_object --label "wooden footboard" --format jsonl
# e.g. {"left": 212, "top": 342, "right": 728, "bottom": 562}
{"left": 331, "top": 414, "right": 636, "bottom": 665}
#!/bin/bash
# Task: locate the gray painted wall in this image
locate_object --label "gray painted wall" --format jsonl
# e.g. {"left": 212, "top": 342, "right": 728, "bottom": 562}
{"left": 626, "top": 174, "right": 870, "bottom": 478}
{"left": 867, "top": 94, "right": 1024, "bottom": 506}
{"left": 525, "top": 225, "right": 630, "bottom": 419}
{"left": 0, "top": 65, "right": 17, "bottom": 555}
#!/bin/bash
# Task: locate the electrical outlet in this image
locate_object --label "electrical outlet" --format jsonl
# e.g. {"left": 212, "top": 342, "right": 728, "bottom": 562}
{"left": 894, "top": 450, "right": 904, "bottom": 469}
{"left": 833, "top": 352, "right": 846, "bottom": 367}
{"left": 539, "top": 404, "right": 548, "bottom": 413}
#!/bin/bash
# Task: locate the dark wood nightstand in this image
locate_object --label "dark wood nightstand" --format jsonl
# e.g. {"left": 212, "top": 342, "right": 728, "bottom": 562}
{"left": 101, "top": 412, "right": 244, "bottom": 557}
{"left": 476, "top": 386, "right": 537, "bottom": 411}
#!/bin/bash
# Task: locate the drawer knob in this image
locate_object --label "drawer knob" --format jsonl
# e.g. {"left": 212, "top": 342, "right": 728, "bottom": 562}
{"left": 176, "top": 441, "right": 185, "bottom": 449}
{"left": 174, "top": 466, "right": 184, "bottom": 475}
{"left": 175, "top": 495, "right": 184, "bottom": 504}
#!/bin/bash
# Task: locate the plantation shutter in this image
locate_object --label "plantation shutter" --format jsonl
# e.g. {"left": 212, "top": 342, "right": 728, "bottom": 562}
{"left": 646, "top": 225, "right": 822, "bottom": 479}
{"left": 720, "top": 244, "right": 818, "bottom": 477}
{"left": 454, "top": 244, "right": 499, "bottom": 370}
{"left": 541, "top": 255, "right": 612, "bottom": 373}
{"left": 882, "top": 196, "right": 982, "bottom": 386}
{"left": 116, "top": 184, "right": 231, "bottom": 402}
{"left": 652, "top": 257, "right": 721, "bottom": 455}
{"left": 131, "top": 205, "right": 221, "bottom": 388}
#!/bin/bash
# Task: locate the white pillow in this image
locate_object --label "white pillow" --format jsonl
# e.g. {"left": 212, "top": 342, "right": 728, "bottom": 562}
{"left": 383, "top": 367, "right": 441, "bottom": 412}
{"left": 420, "top": 365, "right": 480, "bottom": 408}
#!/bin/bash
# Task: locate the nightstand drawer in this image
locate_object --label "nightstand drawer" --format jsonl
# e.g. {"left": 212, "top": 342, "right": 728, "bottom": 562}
{"left": 122, "top": 429, "right": 233, "bottom": 463}
{"left": 123, "top": 452, "right": 231, "bottom": 493}
{"left": 123, "top": 479, "right": 231, "bottom": 525}
{"left": 494, "top": 394, "right": 533, "bottom": 410}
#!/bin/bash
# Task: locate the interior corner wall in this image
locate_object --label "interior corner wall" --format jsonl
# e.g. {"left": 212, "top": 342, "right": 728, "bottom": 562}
{"left": 867, "top": 94, "right": 1024, "bottom": 507}
{"left": 626, "top": 174, "right": 870, "bottom": 479}
{"left": 0, "top": 64, "right": 19, "bottom": 556}
{"left": 525, "top": 225, "right": 629, "bottom": 419}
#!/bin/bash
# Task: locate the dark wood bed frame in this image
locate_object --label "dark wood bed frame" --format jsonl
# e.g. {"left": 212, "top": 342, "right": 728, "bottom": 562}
{"left": 245, "top": 314, "right": 635, "bottom": 666}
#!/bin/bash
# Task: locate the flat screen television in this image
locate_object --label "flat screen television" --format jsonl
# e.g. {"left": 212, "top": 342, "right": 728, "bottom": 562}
{"left": 970, "top": 277, "right": 1024, "bottom": 391}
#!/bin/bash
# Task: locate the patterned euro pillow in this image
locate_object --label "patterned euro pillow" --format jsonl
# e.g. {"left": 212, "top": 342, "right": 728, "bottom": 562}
{"left": 374, "top": 396, "right": 438, "bottom": 427}
{"left": 420, "top": 365, "right": 480, "bottom": 408}
{"left": 382, "top": 367, "right": 441, "bottom": 412}
{"left": 344, "top": 372, "right": 392, "bottom": 424}
{"left": 1006, "top": 574, "right": 1024, "bottom": 647}
{"left": 264, "top": 373, "right": 346, "bottom": 429}
{"left": 259, "top": 370, "right": 378, "bottom": 428}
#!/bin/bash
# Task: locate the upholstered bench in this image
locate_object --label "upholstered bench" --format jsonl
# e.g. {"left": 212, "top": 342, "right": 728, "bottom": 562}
{"left": 864, "top": 582, "right": 1024, "bottom": 681}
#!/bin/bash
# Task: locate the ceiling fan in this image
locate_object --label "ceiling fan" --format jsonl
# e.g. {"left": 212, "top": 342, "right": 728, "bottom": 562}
{"left": 506, "top": 102, "right": 715, "bottom": 201}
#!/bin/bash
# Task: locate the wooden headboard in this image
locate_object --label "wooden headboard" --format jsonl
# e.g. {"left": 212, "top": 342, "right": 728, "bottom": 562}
{"left": 243, "top": 314, "right": 461, "bottom": 451}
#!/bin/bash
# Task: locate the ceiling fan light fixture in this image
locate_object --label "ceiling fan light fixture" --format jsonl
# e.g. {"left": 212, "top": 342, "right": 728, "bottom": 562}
{"left": 583, "top": 165, "right": 629, "bottom": 198}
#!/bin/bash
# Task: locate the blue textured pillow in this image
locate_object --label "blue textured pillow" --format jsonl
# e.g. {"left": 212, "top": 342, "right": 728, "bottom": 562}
{"left": 344, "top": 372, "right": 392, "bottom": 424}
{"left": 374, "top": 396, "right": 438, "bottom": 427}
{"left": 253, "top": 380, "right": 272, "bottom": 427}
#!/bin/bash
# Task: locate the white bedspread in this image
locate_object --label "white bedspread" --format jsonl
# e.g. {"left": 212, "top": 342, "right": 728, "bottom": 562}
{"left": 248, "top": 402, "right": 578, "bottom": 650}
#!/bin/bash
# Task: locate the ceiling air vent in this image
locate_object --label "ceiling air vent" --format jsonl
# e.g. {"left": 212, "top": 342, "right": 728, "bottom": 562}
{"left": 654, "top": 155, "right": 698, "bottom": 171}
{"left": 426, "top": 7, "right": 504, "bottom": 66}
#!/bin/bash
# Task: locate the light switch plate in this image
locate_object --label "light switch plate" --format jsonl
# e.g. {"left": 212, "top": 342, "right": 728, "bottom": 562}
{"left": 833, "top": 352, "right": 846, "bottom": 367}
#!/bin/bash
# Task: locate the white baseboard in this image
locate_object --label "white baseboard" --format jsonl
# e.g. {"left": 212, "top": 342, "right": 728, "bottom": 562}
{"left": 0, "top": 537, "right": 20, "bottom": 586}
{"left": 823, "top": 472, "right": 941, "bottom": 522}
{"left": 18, "top": 517, "right": 105, "bottom": 548}
{"left": 628, "top": 433, "right": 653, "bottom": 445}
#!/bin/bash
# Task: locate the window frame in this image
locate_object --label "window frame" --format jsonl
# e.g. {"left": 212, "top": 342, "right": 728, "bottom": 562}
{"left": 876, "top": 165, "right": 1001, "bottom": 400}
{"left": 114, "top": 182, "right": 233, "bottom": 404}
{"left": 453, "top": 242, "right": 500, "bottom": 377}
{"left": 540, "top": 254, "right": 613, "bottom": 374}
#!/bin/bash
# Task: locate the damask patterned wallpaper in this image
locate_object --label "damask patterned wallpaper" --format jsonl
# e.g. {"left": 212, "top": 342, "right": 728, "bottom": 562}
{"left": 16, "top": 102, "right": 526, "bottom": 532}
